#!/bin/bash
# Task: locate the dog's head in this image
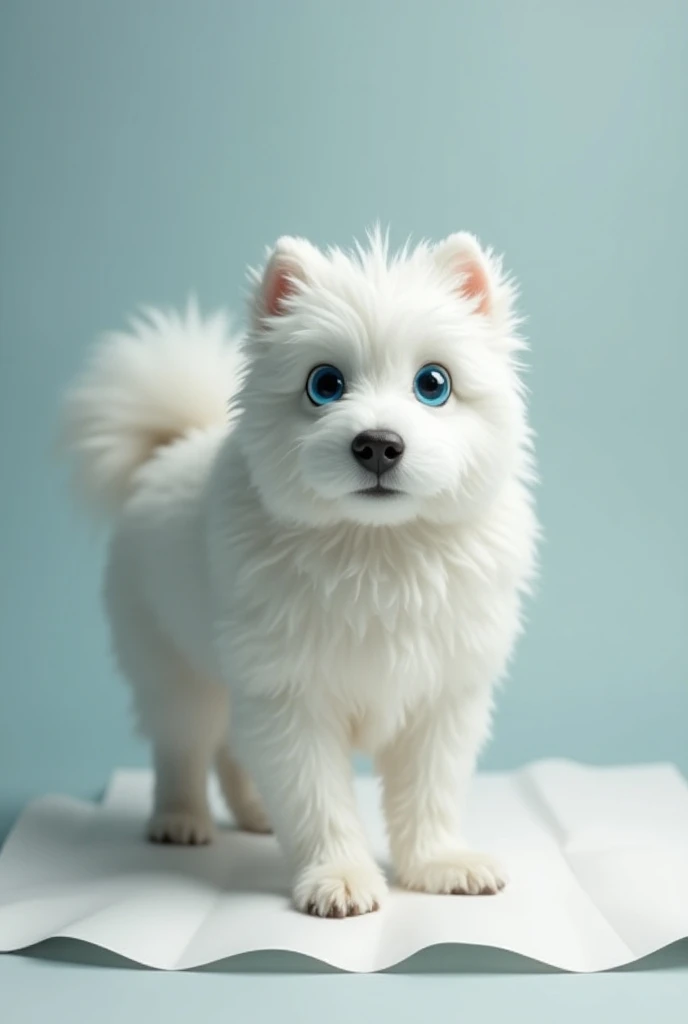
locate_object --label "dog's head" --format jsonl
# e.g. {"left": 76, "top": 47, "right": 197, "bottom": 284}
{"left": 235, "top": 230, "right": 530, "bottom": 529}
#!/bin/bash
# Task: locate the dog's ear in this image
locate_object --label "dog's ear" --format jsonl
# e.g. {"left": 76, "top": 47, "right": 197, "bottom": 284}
{"left": 432, "top": 233, "right": 496, "bottom": 317}
{"left": 253, "top": 237, "right": 321, "bottom": 324}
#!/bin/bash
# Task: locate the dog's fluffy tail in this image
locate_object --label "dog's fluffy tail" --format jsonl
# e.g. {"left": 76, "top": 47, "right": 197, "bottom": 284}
{"left": 61, "top": 301, "right": 245, "bottom": 515}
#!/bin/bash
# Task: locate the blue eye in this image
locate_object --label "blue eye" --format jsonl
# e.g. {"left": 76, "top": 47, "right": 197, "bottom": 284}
{"left": 306, "top": 364, "right": 345, "bottom": 406}
{"left": 413, "top": 364, "right": 452, "bottom": 407}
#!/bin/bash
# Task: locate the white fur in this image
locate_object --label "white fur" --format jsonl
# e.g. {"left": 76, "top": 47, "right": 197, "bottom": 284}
{"left": 61, "top": 231, "right": 538, "bottom": 915}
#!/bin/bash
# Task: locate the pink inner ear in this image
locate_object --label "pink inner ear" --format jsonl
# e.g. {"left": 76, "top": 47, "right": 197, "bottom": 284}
{"left": 455, "top": 257, "right": 491, "bottom": 316}
{"left": 265, "top": 263, "right": 298, "bottom": 317}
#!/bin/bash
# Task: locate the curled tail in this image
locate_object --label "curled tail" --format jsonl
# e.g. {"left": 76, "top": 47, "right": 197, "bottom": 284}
{"left": 61, "top": 301, "right": 245, "bottom": 514}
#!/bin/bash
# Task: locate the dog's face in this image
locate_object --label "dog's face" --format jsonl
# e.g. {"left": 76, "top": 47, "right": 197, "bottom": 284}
{"left": 236, "top": 232, "right": 529, "bottom": 529}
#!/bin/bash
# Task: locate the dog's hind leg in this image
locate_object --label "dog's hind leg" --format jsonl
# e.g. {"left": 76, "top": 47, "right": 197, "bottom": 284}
{"left": 107, "top": 578, "right": 227, "bottom": 844}
{"left": 140, "top": 658, "right": 227, "bottom": 845}
{"left": 215, "top": 745, "right": 272, "bottom": 834}
{"left": 148, "top": 698, "right": 222, "bottom": 846}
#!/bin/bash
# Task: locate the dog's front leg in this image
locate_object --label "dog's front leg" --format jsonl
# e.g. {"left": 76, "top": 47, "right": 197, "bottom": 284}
{"left": 231, "top": 692, "right": 387, "bottom": 917}
{"left": 377, "top": 688, "right": 507, "bottom": 896}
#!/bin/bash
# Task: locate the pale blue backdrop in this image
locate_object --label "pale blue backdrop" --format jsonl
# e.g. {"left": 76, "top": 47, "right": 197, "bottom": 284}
{"left": 1, "top": 0, "right": 687, "bottom": 846}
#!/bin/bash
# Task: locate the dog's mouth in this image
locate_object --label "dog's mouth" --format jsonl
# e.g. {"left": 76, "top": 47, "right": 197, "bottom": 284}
{"left": 355, "top": 484, "right": 402, "bottom": 498}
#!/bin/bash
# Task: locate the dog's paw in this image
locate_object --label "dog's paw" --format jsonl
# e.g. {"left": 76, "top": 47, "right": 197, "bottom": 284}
{"left": 400, "top": 850, "right": 507, "bottom": 895}
{"left": 147, "top": 809, "right": 215, "bottom": 846}
{"left": 293, "top": 860, "right": 387, "bottom": 918}
{"left": 234, "top": 799, "right": 272, "bottom": 835}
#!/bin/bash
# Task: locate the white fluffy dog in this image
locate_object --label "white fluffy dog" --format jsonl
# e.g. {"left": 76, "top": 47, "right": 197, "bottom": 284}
{"left": 62, "top": 230, "right": 537, "bottom": 917}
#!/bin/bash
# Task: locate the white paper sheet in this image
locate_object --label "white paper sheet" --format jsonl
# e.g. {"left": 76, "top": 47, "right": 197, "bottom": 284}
{"left": 1, "top": 761, "right": 687, "bottom": 972}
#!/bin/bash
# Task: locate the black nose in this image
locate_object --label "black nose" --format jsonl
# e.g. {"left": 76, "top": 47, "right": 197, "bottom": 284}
{"left": 351, "top": 430, "right": 405, "bottom": 476}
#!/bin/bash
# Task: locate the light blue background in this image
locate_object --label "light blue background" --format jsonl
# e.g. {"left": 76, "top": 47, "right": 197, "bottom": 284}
{"left": 2, "top": 0, "right": 687, "bottom": 855}
{"left": 1, "top": 0, "right": 687, "bottom": 1015}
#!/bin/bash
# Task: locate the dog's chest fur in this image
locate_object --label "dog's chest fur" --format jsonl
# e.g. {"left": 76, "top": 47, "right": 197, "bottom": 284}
{"left": 211, "top": 489, "right": 525, "bottom": 748}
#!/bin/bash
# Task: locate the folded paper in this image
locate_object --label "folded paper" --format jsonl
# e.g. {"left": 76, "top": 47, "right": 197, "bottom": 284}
{"left": 1, "top": 760, "right": 687, "bottom": 972}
